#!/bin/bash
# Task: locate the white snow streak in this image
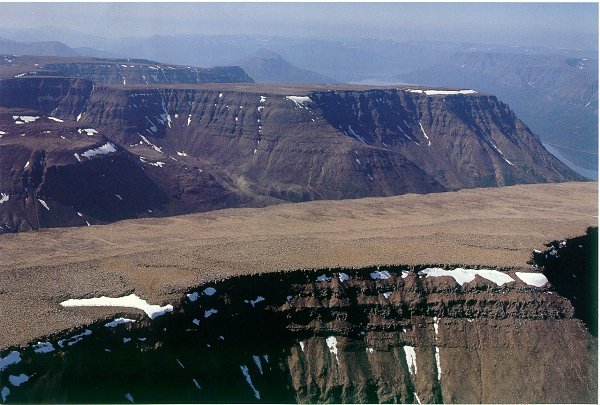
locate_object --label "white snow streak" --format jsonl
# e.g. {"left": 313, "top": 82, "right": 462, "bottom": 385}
{"left": 347, "top": 125, "right": 367, "bottom": 143}
{"left": 404, "top": 88, "right": 477, "bottom": 96}
{"left": 403, "top": 346, "right": 417, "bottom": 375}
{"left": 240, "top": 365, "right": 260, "bottom": 399}
{"left": 0, "top": 193, "right": 8, "bottom": 204}
{"left": 104, "top": 317, "right": 136, "bottom": 328}
{"left": 419, "top": 121, "right": 431, "bottom": 147}
{"left": 435, "top": 346, "right": 442, "bottom": 381}
{"left": 38, "top": 199, "right": 50, "bottom": 211}
{"left": 252, "top": 355, "right": 263, "bottom": 374}
{"left": 326, "top": 336, "right": 340, "bottom": 365}
{"left": 60, "top": 294, "right": 173, "bottom": 319}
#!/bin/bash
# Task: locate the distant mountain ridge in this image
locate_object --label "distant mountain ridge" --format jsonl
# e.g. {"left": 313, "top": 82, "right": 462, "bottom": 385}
{"left": 0, "top": 38, "right": 79, "bottom": 57}
{"left": 0, "top": 55, "right": 253, "bottom": 85}
{"left": 234, "top": 49, "right": 339, "bottom": 84}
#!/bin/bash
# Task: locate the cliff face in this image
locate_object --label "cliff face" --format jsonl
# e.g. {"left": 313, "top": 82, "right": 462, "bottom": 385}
{"left": 1, "top": 233, "right": 596, "bottom": 403}
{"left": 0, "top": 78, "right": 582, "bottom": 232}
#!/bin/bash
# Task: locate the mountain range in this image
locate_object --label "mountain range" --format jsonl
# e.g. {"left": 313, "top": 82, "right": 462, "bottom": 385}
{"left": 0, "top": 32, "right": 595, "bottom": 176}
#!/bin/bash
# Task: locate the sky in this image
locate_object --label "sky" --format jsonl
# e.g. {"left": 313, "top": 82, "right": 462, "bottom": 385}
{"left": 0, "top": 2, "right": 598, "bottom": 50}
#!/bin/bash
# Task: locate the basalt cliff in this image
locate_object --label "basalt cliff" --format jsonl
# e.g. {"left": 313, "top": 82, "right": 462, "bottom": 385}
{"left": 0, "top": 75, "right": 581, "bottom": 232}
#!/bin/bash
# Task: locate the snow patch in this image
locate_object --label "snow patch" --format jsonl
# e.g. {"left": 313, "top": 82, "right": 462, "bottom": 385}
{"left": 47, "top": 117, "right": 64, "bottom": 122}
{"left": 58, "top": 330, "right": 92, "bottom": 348}
{"left": 245, "top": 296, "right": 265, "bottom": 307}
{"left": 383, "top": 292, "right": 392, "bottom": 299}
{"left": 370, "top": 270, "right": 392, "bottom": 280}
{"left": 32, "top": 342, "right": 55, "bottom": 354}
{"left": 60, "top": 294, "right": 173, "bottom": 319}
{"left": 78, "top": 128, "right": 98, "bottom": 136}
{"left": 13, "top": 115, "right": 39, "bottom": 123}
{"left": 338, "top": 272, "right": 350, "bottom": 282}
{"left": 1, "top": 387, "right": 9, "bottom": 402}
{"left": 316, "top": 274, "right": 331, "bottom": 282}
{"left": 81, "top": 142, "right": 117, "bottom": 159}
{"left": 204, "top": 287, "right": 217, "bottom": 296}
{"left": 125, "top": 392, "right": 134, "bottom": 403}
{"left": 0, "top": 193, "right": 8, "bottom": 204}
{"left": 515, "top": 272, "right": 548, "bottom": 287}
{"left": 0, "top": 351, "right": 21, "bottom": 371}
{"left": 8, "top": 374, "right": 29, "bottom": 387}
{"left": 176, "top": 151, "right": 188, "bottom": 157}
{"left": 204, "top": 309, "right": 218, "bottom": 318}
{"left": 105, "top": 317, "right": 136, "bottom": 328}
{"left": 139, "top": 157, "right": 165, "bottom": 167}
{"left": 286, "top": 95, "right": 312, "bottom": 107}
{"left": 418, "top": 267, "right": 515, "bottom": 286}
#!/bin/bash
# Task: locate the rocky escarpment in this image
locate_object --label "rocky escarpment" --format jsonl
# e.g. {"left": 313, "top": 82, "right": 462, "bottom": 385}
{"left": 534, "top": 227, "right": 598, "bottom": 336}
{"left": 0, "top": 78, "right": 582, "bottom": 232}
{"left": 0, "top": 55, "right": 254, "bottom": 85}
{"left": 0, "top": 232, "right": 596, "bottom": 404}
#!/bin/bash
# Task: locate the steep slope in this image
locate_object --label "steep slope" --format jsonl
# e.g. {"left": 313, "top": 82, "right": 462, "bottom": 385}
{"left": 0, "top": 55, "right": 253, "bottom": 85}
{"left": 399, "top": 52, "right": 598, "bottom": 175}
{"left": 234, "top": 49, "right": 339, "bottom": 84}
{"left": 0, "top": 78, "right": 582, "bottom": 232}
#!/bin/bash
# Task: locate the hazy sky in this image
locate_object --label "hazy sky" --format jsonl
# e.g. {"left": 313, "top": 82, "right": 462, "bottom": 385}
{"left": 0, "top": 2, "right": 598, "bottom": 50}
